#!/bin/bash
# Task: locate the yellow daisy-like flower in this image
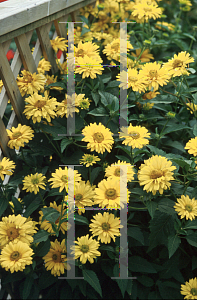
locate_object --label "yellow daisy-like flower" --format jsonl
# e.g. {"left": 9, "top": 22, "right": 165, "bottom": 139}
{"left": 70, "top": 234, "right": 101, "bottom": 264}
{"left": 0, "top": 214, "right": 36, "bottom": 249}
{"left": 105, "top": 160, "right": 135, "bottom": 183}
{"left": 17, "top": 70, "right": 46, "bottom": 96}
{"left": 45, "top": 75, "right": 63, "bottom": 91}
{"left": 0, "top": 79, "right": 3, "bottom": 93}
{"left": 82, "top": 122, "right": 114, "bottom": 154}
{"left": 163, "top": 51, "right": 195, "bottom": 77}
{"left": 94, "top": 177, "right": 130, "bottom": 209}
{"left": 186, "top": 103, "right": 197, "bottom": 115}
{"left": 78, "top": 95, "right": 91, "bottom": 110}
{"left": 22, "top": 173, "right": 46, "bottom": 194}
{"left": 79, "top": 154, "right": 101, "bottom": 167}
{"left": 179, "top": 0, "right": 192, "bottom": 6}
{"left": 119, "top": 124, "right": 150, "bottom": 149}
{"left": 143, "top": 102, "right": 154, "bottom": 110}
{"left": 48, "top": 167, "right": 81, "bottom": 193}
{"left": 131, "top": 49, "right": 154, "bottom": 63}
{"left": 75, "top": 55, "right": 104, "bottom": 79}
{"left": 89, "top": 212, "right": 123, "bottom": 244}
{"left": 0, "top": 157, "right": 16, "bottom": 181}
{"left": 181, "top": 277, "right": 197, "bottom": 299}
{"left": 132, "top": 0, "right": 162, "bottom": 22}
{"left": 142, "top": 91, "right": 160, "bottom": 100}
{"left": 39, "top": 201, "right": 70, "bottom": 234}
{"left": 174, "top": 195, "right": 197, "bottom": 221}
{"left": 139, "top": 62, "right": 171, "bottom": 91}
{"left": 72, "top": 41, "right": 100, "bottom": 61}
{"left": 185, "top": 137, "right": 197, "bottom": 156}
{"left": 6, "top": 124, "right": 34, "bottom": 150}
{"left": 50, "top": 36, "right": 67, "bottom": 52}
{"left": 0, "top": 241, "right": 34, "bottom": 273}
{"left": 43, "top": 239, "right": 71, "bottom": 277}
{"left": 138, "top": 155, "right": 176, "bottom": 195}
{"left": 56, "top": 93, "right": 80, "bottom": 118}
{"left": 37, "top": 58, "right": 51, "bottom": 74}
{"left": 23, "top": 91, "right": 58, "bottom": 123}
{"left": 155, "top": 21, "right": 175, "bottom": 31}
{"left": 103, "top": 38, "right": 133, "bottom": 61}
{"left": 116, "top": 68, "right": 148, "bottom": 92}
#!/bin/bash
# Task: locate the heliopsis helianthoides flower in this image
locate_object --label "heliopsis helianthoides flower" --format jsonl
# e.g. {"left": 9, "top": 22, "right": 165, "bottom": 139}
{"left": 116, "top": 68, "right": 148, "bottom": 92}
{"left": 67, "top": 181, "right": 95, "bottom": 214}
{"left": 50, "top": 36, "right": 67, "bottom": 52}
{"left": 45, "top": 75, "right": 63, "bottom": 91}
{"left": 77, "top": 94, "right": 91, "bottom": 110}
{"left": 39, "top": 202, "right": 70, "bottom": 234}
{"left": 185, "top": 137, "right": 197, "bottom": 156}
{"left": 0, "top": 241, "right": 34, "bottom": 273}
{"left": 0, "top": 214, "right": 36, "bottom": 248}
{"left": 37, "top": 58, "right": 51, "bottom": 74}
{"left": 119, "top": 124, "right": 150, "bottom": 149}
{"left": 131, "top": 49, "right": 154, "bottom": 63}
{"left": 139, "top": 61, "right": 171, "bottom": 91}
{"left": 132, "top": 0, "right": 162, "bottom": 22}
{"left": 103, "top": 38, "right": 133, "bottom": 61}
{"left": 94, "top": 177, "right": 131, "bottom": 209}
{"left": 181, "top": 277, "right": 197, "bottom": 299}
{"left": 187, "top": 103, "right": 197, "bottom": 115}
{"left": 70, "top": 234, "right": 101, "bottom": 264}
{"left": 163, "top": 51, "right": 195, "bottom": 77}
{"left": 174, "top": 195, "right": 197, "bottom": 221}
{"left": 105, "top": 160, "right": 135, "bottom": 183}
{"left": 82, "top": 122, "right": 114, "bottom": 154}
{"left": 43, "top": 239, "right": 71, "bottom": 277}
{"left": 89, "top": 212, "right": 123, "bottom": 244}
{"left": 138, "top": 155, "right": 176, "bottom": 195}
{"left": 142, "top": 91, "right": 160, "bottom": 100}
{"left": 56, "top": 93, "right": 80, "bottom": 118}
{"left": 6, "top": 124, "right": 34, "bottom": 150}
{"left": 155, "top": 21, "right": 175, "bottom": 31}
{"left": 48, "top": 167, "right": 81, "bottom": 193}
{"left": 0, "top": 157, "right": 16, "bottom": 181}
{"left": 179, "top": 0, "right": 192, "bottom": 10}
{"left": 75, "top": 55, "right": 104, "bottom": 79}
{"left": 17, "top": 70, "right": 46, "bottom": 96}
{"left": 22, "top": 173, "right": 46, "bottom": 194}
{"left": 72, "top": 41, "right": 100, "bottom": 61}
{"left": 79, "top": 154, "right": 101, "bottom": 167}
{"left": 23, "top": 91, "right": 58, "bottom": 123}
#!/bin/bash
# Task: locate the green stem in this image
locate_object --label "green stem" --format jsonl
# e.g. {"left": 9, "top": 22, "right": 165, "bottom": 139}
{"left": 89, "top": 166, "right": 92, "bottom": 185}
{"left": 38, "top": 190, "right": 45, "bottom": 206}
{"left": 42, "top": 131, "right": 62, "bottom": 158}
{"left": 130, "top": 147, "right": 134, "bottom": 165}
{"left": 155, "top": 119, "right": 169, "bottom": 147}
{"left": 81, "top": 79, "right": 86, "bottom": 93}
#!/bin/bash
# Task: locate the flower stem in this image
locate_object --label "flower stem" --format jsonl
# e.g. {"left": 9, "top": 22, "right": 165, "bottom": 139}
{"left": 89, "top": 166, "right": 92, "bottom": 185}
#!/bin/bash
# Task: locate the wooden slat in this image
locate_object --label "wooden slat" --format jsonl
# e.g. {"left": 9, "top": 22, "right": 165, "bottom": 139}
{"left": 36, "top": 23, "right": 58, "bottom": 74}
{"left": 14, "top": 33, "right": 37, "bottom": 73}
{"left": 0, "top": 116, "right": 15, "bottom": 158}
{"left": 32, "top": 37, "right": 43, "bottom": 67}
{"left": 0, "top": 44, "right": 26, "bottom": 125}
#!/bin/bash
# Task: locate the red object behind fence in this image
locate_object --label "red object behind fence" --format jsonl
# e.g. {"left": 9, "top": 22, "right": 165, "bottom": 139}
{"left": 6, "top": 50, "right": 15, "bottom": 61}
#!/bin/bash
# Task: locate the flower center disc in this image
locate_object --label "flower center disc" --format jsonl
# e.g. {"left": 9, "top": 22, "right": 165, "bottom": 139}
{"left": 114, "top": 168, "right": 124, "bottom": 177}
{"left": 52, "top": 252, "right": 62, "bottom": 263}
{"left": 102, "top": 222, "right": 110, "bottom": 231}
{"left": 105, "top": 188, "right": 117, "bottom": 200}
{"left": 172, "top": 59, "right": 183, "bottom": 69}
{"left": 31, "top": 178, "right": 39, "bottom": 185}
{"left": 10, "top": 251, "right": 21, "bottom": 261}
{"left": 75, "top": 194, "right": 83, "bottom": 201}
{"left": 191, "top": 288, "right": 197, "bottom": 296}
{"left": 150, "top": 170, "right": 163, "bottom": 179}
{"left": 61, "top": 175, "right": 68, "bottom": 183}
{"left": 77, "top": 49, "right": 85, "bottom": 57}
{"left": 149, "top": 70, "right": 158, "bottom": 79}
{"left": 7, "top": 227, "right": 19, "bottom": 240}
{"left": 111, "top": 43, "right": 119, "bottom": 51}
{"left": 185, "top": 204, "right": 193, "bottom": 212}
{"left": 12, "top": 131, "right": 21, "bottom": 139}
{"left": 128, "top": 76, "right": 138, "bottom": 82}
{"left": 81, "top": 245, "right": 89, "bottom": 253}
{"left": 129, "top": 131, "right": 140, "bottom": 139}
{"left": 35, "top": 100, "right": 46, "bottom": 108}
{"left": 93, "top": 132, "right": 104, "bottom": 143}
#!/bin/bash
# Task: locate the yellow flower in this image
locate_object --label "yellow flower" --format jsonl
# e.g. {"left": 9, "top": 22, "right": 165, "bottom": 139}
{"left": 23, "top": 91, "right": 58, "bottom": 123}
{"left": 70, "top": 234, "right": 101, "bottom": 264}
{"left": 103, "top": 38, "right": 133, "bottom": 61}
{"left": 181, "top": 277, "right": 197, "bottom": 299}
{"left": 155, "top": 21, "right": 175, "bottom": 31}
{"left": 0, "top": 241, "right": 34, "bottom": 273}
{"left": 50, "top": 36, "right": 67, "bottom": 52}
{"left": 132, "top": 0, "right": 162, "bottom": 22}
{"left": 94, "top": 177, "right": 130, "bottom": 209}
{"left": 37, "top": 58, "right": 51, "bottom": 74}
{"left": 48, "top": 167, "right": 81, "bottom": 193}
{"left": 0, "top": 214, "right": 36, "bottom": 248}
{"left": 56, "top": 93, "right": 80, "bottom": 118}
{"left": 142, "top": 91, "right": 160, "bottom": 100}
{"left": 187, "top": 103, "right": 197, "bottom": 114}
{"left": 116, "top": 68, "right": 148, "bottom": 92}
{"left": 139, "top": 62, "right": 171, "bottom": 91}
{"left": 179, "top": 0, "right": 192, "bottom": 6}
{"left": 22, "top": 173, "right": 46, "bottom": 194}
{"left": 45, "top": 75, "right": 63, "bottom": 91}
{"left": 143, "top": 102, "right": 154, "bottom": 110}
{"left": 79, "top": 154, "right": 101, "bottom": 167}
{"left": 185, "top": 137, "right": 197, "bottom": 156}
{"left": 6, "top": 124, "right": 34, "bottom": 150}
{"left": 174, "top": 195, "right": 197, "bottom": 221}
{"left": 163, "top": 51, "right": 195, "bottom": 77}
{"left": 73, "top": 41, "right": 100, "bottom": 61}
{"left": 105, "top": 160, "right": 135, "bottom": 182}
{"left": 75, "top": 55, "right": 104, "bottom": 79}
{"left": 0, "top": 80, "right": 3, "bottom": 93}
{"left": 39, "top": 202, "right": 70, "bottom": 234}
{"left": 89, "top": 212, "right": 123, "bottom": 244}
{"left": 119, "top": 124, "right": 150, "bottom": 149}
{"left": 78, "top": 95, "right": 91, "bottom": 110}
{"left": 0, "top": 157, "right": 16, "bottom": 181}
{"left": 17, "top": 70, "right": 46, "bottom": 96}
{"left": 82, "top": 122, "right": 114, "bottom": 154}
{"left": 138, "top": 155, "right": 176, "bottom": 195}
{"left": 131, "top": 49, "right": 154, "bottom": 63}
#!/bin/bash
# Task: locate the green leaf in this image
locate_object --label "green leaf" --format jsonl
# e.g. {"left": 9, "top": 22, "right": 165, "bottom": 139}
{"left": 137, "top": 275, "right": 154, "bottom": 287}
{"left": 186, "top": 231, "right": 197, "bottom": 247}
{"left": 115, "top": 155, "right": 130, "bottom": 163}
{"left": 82, "top": 269, "right": 102, "bottom": 297}
{"left": 168, "top": 234, "right": 181, "bottom": 258}
{"left": 192, "top": 256, "right": 197, "bottom": 270}
{"left": 0, "top": 196, "right": 8, "bottom": 217}
{"left": 79, "top": 15, "right": 89, "bottom": 26}
{"left": 99, "top": 73, "right": 111, "bottom": 83}
{"left": 81, "top": 27, "right": 90, "bottom": 36}
{"left": 115, "top": 145, "right": 131, "bottom": 157}
{"left": 161, "top": 124, "right": 190, "bottom": 136}
{"left": 91, "top": 167, "right": 102, "bottom": 183}
{"left": 193, "top": 122, "right": 197, "bottom": 137}
{"left": 116, "top": 279, "right": 128, "bottom": 298}
{"left": 23, "top": 199, "right": 40, "bottom": 218}
{"left": 88, "top": 107, "right": 108, "bottom": 116}
{"left": 158, "top": 198, "right": 176, "bottom": 216}
{"left": 22, "top": 276, "right": 34, "bottom": 300}
{"left": 98, "top": 91, "right": 119, "bottom": 111}
{"left": 38, "top": 270, "right": 58, "bottom": 289}
{"left": 33, "top": 230, "right": 50, "bottom": 243}
{"left": 99, "top": 245, "right": 115, "bottom": 252}
{"left": 41, "top": 207, "right": 59, "bottom": 222}
{"left": 60, "top": 138, "right": 72, "bottom": 153}
{"left": 91, "top": 91, "right": 100, "bottom": 106}
{"left": 183, "top": 219, "right": 197, "bottom": 230}
{"left": 106, "top": 80, "right": 120, "bottom": 89}
{"left": 128, "top": 256, "right": 157, "bottom": 273}
{"left": 36, "top": 239, "right": 51, "bottom": 257}
{"left": 75, "top": 214, "right": 89, "bottom": 225}
{"left": 182, "top": 32, "right": 196, "bottom": 41}
{"left": 128, "top": 227, "right": 144, "bottom": 245}
{"left": 146, "top": 201, "right": 157, "bottom": 219}
{"left": 146, "top": 145, "right": 166, "bottom": 156}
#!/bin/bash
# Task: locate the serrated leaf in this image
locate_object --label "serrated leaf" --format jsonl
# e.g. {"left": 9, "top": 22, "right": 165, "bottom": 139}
{"left": 82, "top": 269, "right": 102, "bottom": 297}
{"left": 33, "top": 230, "right": 50, "bottom": 243}
{"left": 157, "top": 198, "right": 176, "bottom": 216}
{"left": 79, "top": 15, "right": 89, "bottom": 26}
{"left": 22, "top": 276, "right": 34, "bottom": 300}
{"left": 146, "top": 201, "right": 157, "bottom": 219}
{"left": 183, "top": 219, "right": 197, "bottom": 230}
{"left": 146, "top": 145, "right": 166, "bottom": 156}
{"left": 81, "top": 27, "right": 90, "bottom": 36}
{"left": 36, "top": 239, "right": 51, "bottom": 257}
{"left": 193, "top": 123, "right": 197, "bottom": 136}
{"left": 186, "top": 232, "right": 197, "bottom": 247}
{"left": 161, "top": 124, "right": 190, "bottom": 136}
{"left": 23, "top": 199, "right": 40, "bottom": 218}
{"left": 87, "top": 107, "right": 108, "bottom": 116}
{"left": 99, "top": 245, "right": 115, "bottom": 252}
{"left": 91, "top": 91, "right": 100, "bottom": 106}
{"left": 41, "top": 207, "right": 59, "bottom": 222}
{"left": 137, "top": 275, "right": 154, "bottom": 287}
{"left": 91, "top": 167, "right": 102, "bottom": 183}
{"left": 60, "top": 138, "right": 72, "bottom": 153}
{"left": 168, "top": 234, "right": 181, "bottom": 258}
{"left": 128, "top": 227, "right": 144, "bottom": 245}
{"left": 75, "top": 214, "right": 89, "bottom": 225}
{"left": 0, "top": 196, "right": 8, "bottom": 217}
{"left": 128, "top": 256, "right": 157, "bottom": 273}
